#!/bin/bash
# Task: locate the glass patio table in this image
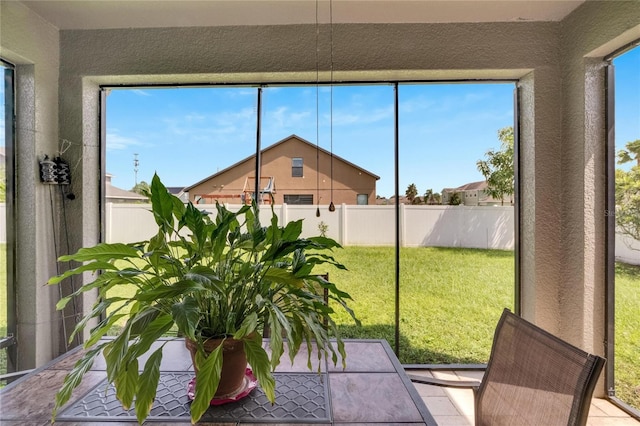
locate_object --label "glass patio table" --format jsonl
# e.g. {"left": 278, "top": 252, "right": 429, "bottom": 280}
{"left": 0, "top": 338, "right": 437, "bottom": 425}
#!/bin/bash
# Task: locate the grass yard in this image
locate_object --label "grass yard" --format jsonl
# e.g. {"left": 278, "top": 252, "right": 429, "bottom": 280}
{"left": 325, "top": 246, "right": 515, "bottom": 364}
{"left": 614, "top": 262, "right": 640, "bottom": 410}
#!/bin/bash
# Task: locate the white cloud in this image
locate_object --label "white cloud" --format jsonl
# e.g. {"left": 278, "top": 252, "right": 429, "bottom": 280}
{"left": 330, "top": 105, "right": 393, "bottom": 126}
{"left": 106, "top": 132, "right": 143, "bottom": 151}
{"left": 132, "top": 89, "right": 151, "bottom": 97}
{"left": 185, "top": 113, "right": 207, "bottom": 122}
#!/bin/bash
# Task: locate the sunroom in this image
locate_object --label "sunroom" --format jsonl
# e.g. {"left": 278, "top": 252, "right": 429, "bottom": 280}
{"left": 0, "top": 1, "right": 639, "bottom": 424}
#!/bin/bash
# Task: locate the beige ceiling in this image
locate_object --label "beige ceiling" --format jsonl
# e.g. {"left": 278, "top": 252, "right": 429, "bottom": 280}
{"left": 22, "top": 0, "right": 585, "bottom": 30}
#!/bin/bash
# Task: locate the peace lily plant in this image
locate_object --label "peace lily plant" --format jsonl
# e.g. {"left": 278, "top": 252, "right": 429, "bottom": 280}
{"left": 49, "top": 174, "right": 359, "bottom": 424}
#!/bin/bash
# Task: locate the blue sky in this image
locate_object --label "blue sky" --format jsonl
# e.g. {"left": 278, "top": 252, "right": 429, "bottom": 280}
{"left": 105, "top": 48, "right": 638, "bottom": 198}
{"left": 613, "top": 46, "right": 640, "bottom": 163}
{"left": 106, "top": 82, "right": 516, "bottom": 198}
{"left": 1, "top": 48, "right": 637, "bottom": 199}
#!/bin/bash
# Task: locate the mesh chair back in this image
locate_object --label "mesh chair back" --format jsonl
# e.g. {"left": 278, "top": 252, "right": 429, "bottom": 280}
{"left": 475, "top": 309, "right": 605, "bottom": 426}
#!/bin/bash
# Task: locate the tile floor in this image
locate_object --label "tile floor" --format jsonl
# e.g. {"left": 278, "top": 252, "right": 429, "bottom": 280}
{"left": 408, "top": 369, "right": 639, "bottom": 426}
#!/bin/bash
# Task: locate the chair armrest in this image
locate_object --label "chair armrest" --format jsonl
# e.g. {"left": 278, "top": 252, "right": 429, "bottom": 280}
{"left": 407, "top": 373, "right": 481, "bottom": 390}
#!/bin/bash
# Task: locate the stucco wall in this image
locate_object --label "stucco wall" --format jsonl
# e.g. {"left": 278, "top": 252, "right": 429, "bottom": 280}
{"left": 0, "top": 1, "right": 62, "bottom": 368}
{"left": 188, "top": 136, "right": 377, "bottom": 205}
{"left": 559, "top": 1, "right": 640, "bottom": 354}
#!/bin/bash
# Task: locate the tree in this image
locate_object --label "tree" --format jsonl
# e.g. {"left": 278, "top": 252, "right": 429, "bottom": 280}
{"left": 424, "top": 188, "right": 441, "bottom": 205}
{"left": 131, "top": 181, "right": 151, "bottom": 197}
{"left": 615, "top": 139, "right": 640, "bottom": 242}
{"left": 448, "top": 192, "right": 462, "bottom": 205}
{"left": 424, "top": 189, "right": 433, "bottom": 205}
{"left": 617, "top": 139, "right": 640, "bottom": 166}
{"left": 476, "top": 126, "right": 514, "bottom": 206}
{"left": 406, "top": 183, "right": 418, "bottom": 204}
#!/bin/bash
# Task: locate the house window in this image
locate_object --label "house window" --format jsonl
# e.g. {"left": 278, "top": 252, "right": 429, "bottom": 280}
{"left": 357, "top": 194, "right": 368, "bottom": 205}
{"left": 284, "top": 194, "right": 313, "bottom": 205}
{"left": 292, "top": 157, "right": 303, "bottom": 177}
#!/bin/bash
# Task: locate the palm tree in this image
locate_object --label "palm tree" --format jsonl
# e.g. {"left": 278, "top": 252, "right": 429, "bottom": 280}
{"left": 406, "top": 183, "right": 418, "bottom": 204}
{"left": 617, "top": 139, "right": 640, "bottom": 167}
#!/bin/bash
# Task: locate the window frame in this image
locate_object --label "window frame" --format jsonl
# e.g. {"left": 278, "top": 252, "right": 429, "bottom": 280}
{"left": 292, "top": 157, "right": 303, "bottom": 177}
{"left": 100, "top": 79, "right": 520, "bottom": 360}
{"left": 283, "top": 194, "right": 313, "bottom": 205}
{"left": 1, "top": 58, "right": 17, "bottom": 375}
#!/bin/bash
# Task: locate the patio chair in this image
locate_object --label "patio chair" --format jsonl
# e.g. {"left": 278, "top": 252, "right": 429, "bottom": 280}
{"left": 407, "top": 308, "right": 605, "bottom": 426}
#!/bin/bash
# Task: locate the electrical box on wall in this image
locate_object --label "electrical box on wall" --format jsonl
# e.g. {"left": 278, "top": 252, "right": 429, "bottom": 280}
{"left": 39, "top": 155, "right": 71, "bottom": 185}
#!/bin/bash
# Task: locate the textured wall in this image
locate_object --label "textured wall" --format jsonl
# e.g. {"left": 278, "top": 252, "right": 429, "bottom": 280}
{"left": 0, "top": 1, "right": 61, "bottom": 368}
{"left": 559, "top": 1, "right": 640, "bottom": 354}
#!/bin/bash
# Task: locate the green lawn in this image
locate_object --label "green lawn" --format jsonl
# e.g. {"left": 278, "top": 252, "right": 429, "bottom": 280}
{"left": 614, "top": 262, "right": 640, "bottom": 410}
{"left": 0, "top": 245, "right": 638, "bottom": 409}
{"left": 325, "top": 246, "right": 515, "bottom": 364}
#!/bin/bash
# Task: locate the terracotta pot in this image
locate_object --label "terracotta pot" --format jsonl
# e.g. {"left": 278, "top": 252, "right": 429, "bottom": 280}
{"left": 185, "top": 337, "right": 248, "bottom": 398}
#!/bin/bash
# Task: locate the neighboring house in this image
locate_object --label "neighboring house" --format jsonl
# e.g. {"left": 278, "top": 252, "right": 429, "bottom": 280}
{"left": 105, "top": 174, "right": 149, "bottom": 203}
{"left": 185, "top": 135, "right": 379, "bottom": 205}
{"left": 384, "top": 195, "right": 410, "bottom": 205}
{"left": 441, "top": 180, "right": 514, "bottom": 206}
{"left": 166, "top": 186, "right": 189, "bottom": 203}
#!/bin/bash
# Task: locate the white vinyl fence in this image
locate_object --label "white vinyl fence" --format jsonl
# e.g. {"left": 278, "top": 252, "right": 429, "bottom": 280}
{"left": 616, "top": 233, "right": 640, "bottom": 265}
{"left": 105, "top": 203, "right": 516, "bottom": 250}
{"left": 0, "top": 203, "right": 637, "bottom": 265}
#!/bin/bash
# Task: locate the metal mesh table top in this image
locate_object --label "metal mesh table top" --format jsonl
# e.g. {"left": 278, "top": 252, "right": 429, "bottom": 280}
{"left": 58, "top": 372, "right": 331, "bottom": 424}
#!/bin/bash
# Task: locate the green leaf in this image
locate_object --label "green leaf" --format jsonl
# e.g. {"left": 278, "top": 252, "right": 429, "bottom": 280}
{"left": 243, "top": 333, "right": 276, "bottom": 403}
{"left": 135, "top": 347, "right": 163, "bottom": 424}
{"left": 184, "top": 266, "right": 224, "bottom": 291}
{"left": 129, "top": 313, "right": 174, "bottom": 358}
{"left": 267, "top": 311, "right": 285, "bottom": 370}
{"left": 151, "top": 173, "right": 177, "bottom": 233}
{"left": 181, "top": 202, "right": 207, "bottom": 246}
{"left": 191, "top": 343, "right": 224, "bottom": 424}
{"left": 56, "top": 295, "right": 73, "bottom": 311}
{"left": 307, "top": 235, "right": 343, "bottom": 249}
{"left": 114, "top": 358, "right": 138, "bottom": 410}
{"left": 68, "top": 297, "right": 128, "bottom": 344}
{"left": 48, "top": 260, "right": 118, "bottom": 285}
{"left": 172, "top": 297, "right": 200, "bottom": 340}
{"left": 58, "top": 243, "right": 141, "bottom": 263}
{"left": 85, "top": 313, "right": 127, "bottom": 347}
{"left": 52, "top": 344, "right": 106, "bottom": 422}
{"left": 233, "top": 312, "right": 258, "bottom": 339}
{"left": 103, "top": 326, "right": 131, "bottom": 382}
{"left": 129, "top": 309, "right": 160, "bottom": 338}
{"left": 134, "top": 280, "right": 206, "bottom": 302}
{"left": 281, "top": 219, "right": 303, "bottom": 241}
{"left": 263, "top": 268, "right": 298, "bottom": 284}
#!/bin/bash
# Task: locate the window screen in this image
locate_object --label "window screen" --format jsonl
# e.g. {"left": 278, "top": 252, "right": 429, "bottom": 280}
{"left": 284, "top": 194, "right": 313, "bottom": 205}
{"left": 292, "top": 157, "right": 303, "bottom": 177}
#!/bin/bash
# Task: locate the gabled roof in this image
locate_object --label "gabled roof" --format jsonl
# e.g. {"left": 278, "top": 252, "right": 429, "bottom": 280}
{"left": 442, "top": 180, "right": 488, "bottom": 192}
{"left": 185, "top": 134, "right": 380, "bottom": 191}
{"left": 457, "top": 180, "right": 488, "bottom": 191}
{"left": 166, "top": 187, "right": 186, "bottom": 195}
{"left": 106, "top": 183, "right": 149, "bottom": 201}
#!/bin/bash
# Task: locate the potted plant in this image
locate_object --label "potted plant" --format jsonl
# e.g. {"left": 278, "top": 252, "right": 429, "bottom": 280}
{"left": 49, "top": 174, "right": 359, "bottom": 424}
